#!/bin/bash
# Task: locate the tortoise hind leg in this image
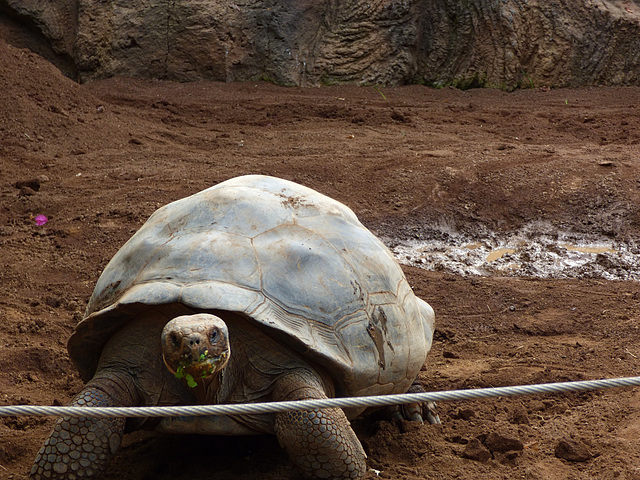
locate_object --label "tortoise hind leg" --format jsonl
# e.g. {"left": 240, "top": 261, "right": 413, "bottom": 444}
{"left": 273, "top": 369, "right": 366, "bottom": 479}
{"left": 30, "top": 372, "right": 138, "bottom": 479}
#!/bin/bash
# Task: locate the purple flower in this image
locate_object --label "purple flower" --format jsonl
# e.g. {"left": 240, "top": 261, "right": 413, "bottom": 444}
{"left": 35, "top": 214, "right": 48, "bottom": 226}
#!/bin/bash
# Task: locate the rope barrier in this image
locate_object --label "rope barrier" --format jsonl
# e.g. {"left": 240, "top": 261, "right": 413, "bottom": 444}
{"left": 2, "top": 375, "right": 640, "bottom": 419}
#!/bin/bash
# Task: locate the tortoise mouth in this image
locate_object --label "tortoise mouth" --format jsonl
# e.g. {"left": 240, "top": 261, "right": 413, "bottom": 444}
{"left": 165, "top": 350, "right": 229, "bottom": 387}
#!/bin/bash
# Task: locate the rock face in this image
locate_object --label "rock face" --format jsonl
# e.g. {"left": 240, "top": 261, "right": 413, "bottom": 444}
{"left": 2, "top": 0, "right": 640, "bottom": 88}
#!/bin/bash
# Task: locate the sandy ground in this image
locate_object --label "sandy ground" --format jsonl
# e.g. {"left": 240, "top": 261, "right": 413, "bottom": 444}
{"left": 1, "top": 38, "right": 640, "bottom": 479}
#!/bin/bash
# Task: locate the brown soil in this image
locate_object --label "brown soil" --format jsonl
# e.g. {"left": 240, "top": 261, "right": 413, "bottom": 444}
{"left": 1, "top": 38, "right": 640, "bottom": 480}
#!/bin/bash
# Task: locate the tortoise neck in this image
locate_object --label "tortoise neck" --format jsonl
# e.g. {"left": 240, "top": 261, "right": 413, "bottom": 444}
{"left": 192, "top": 369, "right": 224, "bottom": 402}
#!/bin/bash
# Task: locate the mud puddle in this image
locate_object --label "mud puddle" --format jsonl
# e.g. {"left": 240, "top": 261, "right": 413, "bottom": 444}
{"left": 391, "top": 226, "right": 639, "bottom": 281}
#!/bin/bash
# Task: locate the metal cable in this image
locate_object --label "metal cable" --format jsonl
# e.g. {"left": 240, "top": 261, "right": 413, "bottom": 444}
{"left": 2, "top": 376, "right": 640, "bottom": 418}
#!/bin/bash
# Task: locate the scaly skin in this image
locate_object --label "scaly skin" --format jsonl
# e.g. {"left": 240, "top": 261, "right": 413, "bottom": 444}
{"left": 273, "top": 369, "right": 367, "bottom": 479}
{"left": 30, "top": 373, "right": 138, "bottom": 480}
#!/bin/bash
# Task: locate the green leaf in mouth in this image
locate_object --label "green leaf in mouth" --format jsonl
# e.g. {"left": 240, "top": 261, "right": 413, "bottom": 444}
{"left": 175, "top": 358, "right": 214, "bottom": 387}
{"left": 185, "top": 374, "right": 198, "bottom": 388}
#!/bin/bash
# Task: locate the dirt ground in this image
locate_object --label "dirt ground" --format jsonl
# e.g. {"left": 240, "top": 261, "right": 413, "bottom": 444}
{"left": 1, "top": 37, "right": 640, "bottom": 479}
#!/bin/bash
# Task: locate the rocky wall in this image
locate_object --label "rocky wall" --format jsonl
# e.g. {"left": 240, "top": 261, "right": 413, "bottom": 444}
{"left": 1, "top": 0, "right": 640, "bottom": 88}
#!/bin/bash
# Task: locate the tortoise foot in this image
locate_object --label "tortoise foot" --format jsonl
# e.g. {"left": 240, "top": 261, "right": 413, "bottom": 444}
{"left": 273, "top": 369, "right": 366, "bottom": 479}
{"left": 30, "top": 375, "right": 134, "bottom": 479}
{"left": 389, "top": 381, "right": 441, "bottom": 425}
{"left": 275, "top": 406, "right": 366, "bottom": 479}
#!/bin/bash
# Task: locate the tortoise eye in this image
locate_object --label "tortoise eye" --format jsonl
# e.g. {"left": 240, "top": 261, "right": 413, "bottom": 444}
{"left": 210, "top": 330, "right": 218, "bottom": 343}
{"left": 169, "top": 332, "right": 181, "bottom": 348}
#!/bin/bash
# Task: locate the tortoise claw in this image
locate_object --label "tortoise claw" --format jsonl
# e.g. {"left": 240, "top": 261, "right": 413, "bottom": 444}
{"left": 395, "top": 400, "right": 440, "bottom": 424}
{"left": 408, "top": 411, "right": 424, "bottom": 423}
{"left": 400, "top": 381, "right": 442, "bottom": 425}
{"left": 390, "top": 408, "right": 405, "bottom": 421}
{"left": 424, "top": 401, "right": 441, "bottom": 425}
{"left": 400, "top": 401, "right": 424, "bottom": 424}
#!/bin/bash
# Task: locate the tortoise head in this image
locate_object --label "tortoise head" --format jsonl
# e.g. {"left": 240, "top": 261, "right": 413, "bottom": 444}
{"left": 161, "top": 313, "right": 230, "bottom": 388}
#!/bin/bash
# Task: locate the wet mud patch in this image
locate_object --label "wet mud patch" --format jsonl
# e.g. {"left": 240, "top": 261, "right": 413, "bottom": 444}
{"left": 392, "top": 223, "right": 640, "bottom": 280}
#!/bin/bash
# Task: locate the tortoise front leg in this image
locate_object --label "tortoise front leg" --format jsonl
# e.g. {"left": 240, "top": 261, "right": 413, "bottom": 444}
{"left": 273, "top": 369, "right": 366, "bottom": 479}
{"left": 30, "top": 372, "right": 138, "bottom": 479}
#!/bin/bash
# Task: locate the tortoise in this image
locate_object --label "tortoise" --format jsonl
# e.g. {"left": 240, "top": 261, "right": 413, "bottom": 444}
{"left": 31, "top": 174, "right": 438, "bottom": 480}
